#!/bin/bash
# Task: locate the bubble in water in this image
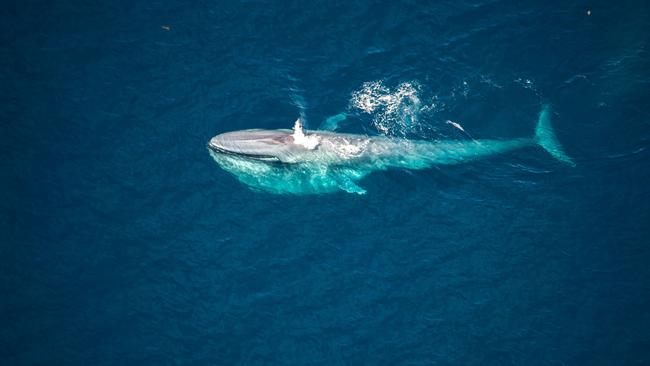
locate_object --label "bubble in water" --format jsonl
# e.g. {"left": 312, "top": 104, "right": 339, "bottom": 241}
{"left": 350, "top": 81, "right": 424, "bottom": 136}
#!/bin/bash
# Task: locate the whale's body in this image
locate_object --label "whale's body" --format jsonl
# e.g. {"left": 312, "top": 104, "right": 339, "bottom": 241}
{"left": 208, "top": 106, "right": 574, "bottom": 194}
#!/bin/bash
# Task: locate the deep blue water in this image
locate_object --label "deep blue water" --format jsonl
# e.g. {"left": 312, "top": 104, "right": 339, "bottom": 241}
{"left": 2, "top": 1, "right": 650, "bottom": 364}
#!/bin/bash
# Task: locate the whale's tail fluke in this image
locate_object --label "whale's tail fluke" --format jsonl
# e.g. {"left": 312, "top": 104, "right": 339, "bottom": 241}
{"left": 535, "top": 105, "right": 575, "bottom": 166}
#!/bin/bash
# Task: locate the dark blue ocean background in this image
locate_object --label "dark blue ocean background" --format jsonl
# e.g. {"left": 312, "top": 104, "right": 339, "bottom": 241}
{"left": 2, "top": 0, "right": 650, "bottom": 364}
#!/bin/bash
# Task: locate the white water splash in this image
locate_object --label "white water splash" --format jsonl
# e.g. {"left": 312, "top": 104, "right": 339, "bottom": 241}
{"left": 292, "top": 119, "right": 320, "bottom": 150}
{"left": 350, "top": 81, "right": 424, "bottom": 136}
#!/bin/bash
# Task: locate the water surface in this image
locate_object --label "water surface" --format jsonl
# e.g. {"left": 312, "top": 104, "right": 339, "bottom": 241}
{"left": 2, "top": 1, "right": 649, "bottom": 364}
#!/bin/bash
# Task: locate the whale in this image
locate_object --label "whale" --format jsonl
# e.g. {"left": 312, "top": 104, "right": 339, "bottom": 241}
{"left": 208, "top": 105, "right": 574, "bottom": 194}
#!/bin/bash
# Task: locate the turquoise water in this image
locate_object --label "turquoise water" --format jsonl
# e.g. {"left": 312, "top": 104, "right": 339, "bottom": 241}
{"left": 2, "top": 1, "right": 650, "bottom": 364}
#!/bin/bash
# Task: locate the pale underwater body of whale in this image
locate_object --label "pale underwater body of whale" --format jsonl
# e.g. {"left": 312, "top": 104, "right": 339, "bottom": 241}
{"left": 207, "top": 105, "right": 574, "bottom": 194}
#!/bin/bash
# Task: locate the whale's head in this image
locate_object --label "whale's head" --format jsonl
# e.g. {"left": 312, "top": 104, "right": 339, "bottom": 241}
{"left": 207, "top": 128, "right": 378, "bottom": 194}
{"left": 207, "top": 128, "right": 359, "bottom": 194}
{"left": 208, "top": 129, "right": 303, "bottom": 163}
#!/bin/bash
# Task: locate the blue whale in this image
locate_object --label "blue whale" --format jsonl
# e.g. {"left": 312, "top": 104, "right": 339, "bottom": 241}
{"left": 208, "top": 105, "right": 574, "bottom": 194}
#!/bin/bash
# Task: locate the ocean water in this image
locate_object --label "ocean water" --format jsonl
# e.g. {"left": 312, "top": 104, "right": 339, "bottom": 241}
{"left": 2, "top": 0, "right": 650, "bottom": 364}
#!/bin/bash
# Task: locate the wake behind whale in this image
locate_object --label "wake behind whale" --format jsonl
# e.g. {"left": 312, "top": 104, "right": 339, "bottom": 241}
{"left": 208, "top": 105, "right": 574, "bottom": 194}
